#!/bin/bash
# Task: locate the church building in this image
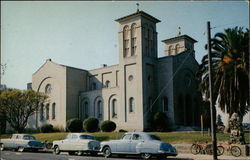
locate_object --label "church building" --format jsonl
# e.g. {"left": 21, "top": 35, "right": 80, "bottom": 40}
{"left": 28, "top": 10, "right": 202, "bottom": 131}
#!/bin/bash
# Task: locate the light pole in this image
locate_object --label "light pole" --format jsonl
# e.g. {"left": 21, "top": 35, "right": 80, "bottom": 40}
{"left": 207, "top": 21, "right": 218, "bottom": 160}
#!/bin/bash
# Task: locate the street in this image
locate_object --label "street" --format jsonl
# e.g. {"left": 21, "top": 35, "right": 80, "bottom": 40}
{"left": 0, "top": 151, "right": 249, "bottom": 160}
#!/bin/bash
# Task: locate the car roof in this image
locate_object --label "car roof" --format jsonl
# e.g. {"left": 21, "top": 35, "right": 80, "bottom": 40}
{"left": 125, "top": 132, "right": 152, "bottom": 136}
{"left": 13, "top": 134, "right": 33, "bottom": 136}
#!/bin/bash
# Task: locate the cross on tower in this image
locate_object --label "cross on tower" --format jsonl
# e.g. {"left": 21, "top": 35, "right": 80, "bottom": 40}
{"left": 136, "top": 3, "right": 139, "bottom": 12}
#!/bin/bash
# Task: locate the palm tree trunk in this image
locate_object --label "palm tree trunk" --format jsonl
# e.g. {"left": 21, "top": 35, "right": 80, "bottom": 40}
{"left": 224, "top": 114, "right": 230, "bottom": 133}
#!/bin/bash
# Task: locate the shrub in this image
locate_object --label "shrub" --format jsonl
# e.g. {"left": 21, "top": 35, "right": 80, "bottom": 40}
{"left": 153, "top": 112, "right": 168, "bottom": 131}
{"left": 66, "top": 118, "right": 83, "bottom": 132}
{"left": 83, "top": 117, "right": 99, "bottom": 133}
{"left": 100, "top": 120, "right": 116, "bottom": 132}
{"left": 40, "top": 124, "right": 54, "bottom": 133}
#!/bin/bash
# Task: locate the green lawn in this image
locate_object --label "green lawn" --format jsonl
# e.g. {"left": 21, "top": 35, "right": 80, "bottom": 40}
{"left": 1, "top": 131, "right": 249, "bottom": 144}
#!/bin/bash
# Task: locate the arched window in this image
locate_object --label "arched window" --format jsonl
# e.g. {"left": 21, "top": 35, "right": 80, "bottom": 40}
{"left": 97, "top": 100, "right": 102, "bottom": 119}
{"left": 129, "top": 97, "right": 135, "bottom": 112}
{"left": 105, "top": 80, "right": 110, "bottom": 88}
{"left": 168, "top": 45, "right": 173, "bottom": 55}
{"left": 40, "top": 104, "right": 44, "bottom": 121}
{"left": 112, "top": 99, "right": 117, "bottom": 118}
{"left": 175, "top": 44, "right": 180, "bottom": 53}
{"left": 52, "top": 103, "right": 56, "bottom": 120}
{"left": 123, "top": 25, "right": 129, "bottom": 58}
{"left": 46, "top": 104, "right": 49, "bottom": 120}
{"left": 45, "top": 84, "right": 52, "bottom": 94}
{"left": 131, "top": 23, "right": 137, "bottom": 56}
{"left": 163, "top": 97, "right": 168, "bottom": 112}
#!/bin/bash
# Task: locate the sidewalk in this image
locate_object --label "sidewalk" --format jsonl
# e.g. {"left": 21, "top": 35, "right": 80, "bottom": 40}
{"left": 174, "top": 153, "right": 250, "bottom": 160}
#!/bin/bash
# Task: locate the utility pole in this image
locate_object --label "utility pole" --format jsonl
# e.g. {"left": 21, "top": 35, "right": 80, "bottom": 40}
{"left": 207, "top": 21, "right": 218, "bottom": 160}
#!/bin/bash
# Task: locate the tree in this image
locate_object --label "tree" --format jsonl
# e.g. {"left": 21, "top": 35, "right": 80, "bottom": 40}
{"left": 198, "top": 27, "right": 249, "bottom": 131}
{"left": 0, "top": 89, "right": 47, "bottom": 133}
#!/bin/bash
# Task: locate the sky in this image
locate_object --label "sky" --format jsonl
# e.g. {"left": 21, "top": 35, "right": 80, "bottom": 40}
{"left": 1, "top": 1, "right": 249, "bottom": 122}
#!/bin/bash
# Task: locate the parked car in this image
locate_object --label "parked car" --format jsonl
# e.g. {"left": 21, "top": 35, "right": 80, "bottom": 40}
{"left": 52, "top": 133, "right": 100, "bottom": 156}
{"left": 100, "top": 132, "right": 178, "bottom": 159}
{"left": 243, "top": 123, "right": 250, "bottom": 130}
{"left": 0, "top": 134, "right": 45, "bottom": 152}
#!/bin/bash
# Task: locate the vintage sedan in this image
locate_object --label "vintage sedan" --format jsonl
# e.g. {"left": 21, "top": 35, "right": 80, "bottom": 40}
{"left": 52, "top": 133, "right": 100, "bottom": 156}
{"left": 100, "top": 132, "right": 177, "bottom": 159}
{"left": 0, "top": 134, "right": 45, "bottom": 152}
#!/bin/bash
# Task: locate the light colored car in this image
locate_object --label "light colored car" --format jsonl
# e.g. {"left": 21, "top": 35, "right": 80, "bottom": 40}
{"left": 52, "top": 133, "right": 100, "bottom": 156}
{"left": 100, "top": 132, "right": 178, "bottom": 159}
{"left": 0, "top": 134, "right": 45, "bottom": 152}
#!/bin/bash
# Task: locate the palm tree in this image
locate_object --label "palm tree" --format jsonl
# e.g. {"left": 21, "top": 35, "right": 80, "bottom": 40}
{"left": 197, "top": 27, "right": 249, "bottom": 131}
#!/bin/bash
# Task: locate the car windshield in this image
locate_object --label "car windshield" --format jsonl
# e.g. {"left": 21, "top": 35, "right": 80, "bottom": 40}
{"left": 79, "top": 135, "right": 94, "bottom": 140}
{"left": 23, "top": 135, "right": 36, "bottom": 140}
{"left": 149, "top": 134, "right": 161, "bottom": 141}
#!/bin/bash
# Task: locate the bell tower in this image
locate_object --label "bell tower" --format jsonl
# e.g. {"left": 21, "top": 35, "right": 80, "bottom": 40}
{"left": 115, "top": 10, "right": 161, "bottom": 63}
{"left": 115, "top": 10, "right": 161, "bottom": 131}
{"left": 162, "top": 35, "right": 197, "bottom": 57}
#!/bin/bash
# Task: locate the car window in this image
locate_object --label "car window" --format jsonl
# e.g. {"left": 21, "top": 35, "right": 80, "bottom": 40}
{"left": 23, "top": 135, "right": 36, "bottom": 140}
{"left": 149, "top": 134, "right": 161, "bottom": 141}
{"left": 122, "top": 134, "right": 132, "bottom": 140}
{"left": 132, "top": 134, "right": 142, "bottom": 140}
{"left": 79, "top": 135, "right": 94, "bottom": 140}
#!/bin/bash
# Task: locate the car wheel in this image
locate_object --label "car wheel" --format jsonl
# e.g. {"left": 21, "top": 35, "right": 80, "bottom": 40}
{"left": 18, "top": 146, "right": 25, "bottom": 152}
{"left": 0, "top": 144, "right": 4, "bottom": 151}
{"left": 141, "top": 153, "right": 152, "bottom": 159}
{"left": 103, "top": 146, "right": 112, "bottom": 158}
{"left": 76, "top": 151, "right": 83, "bottom": 156}
{"left": 53, "top": 146, "right": 60, "bottom": 155}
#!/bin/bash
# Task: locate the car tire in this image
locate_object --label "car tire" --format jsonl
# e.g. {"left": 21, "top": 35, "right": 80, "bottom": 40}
{"left": 53, "top": 145, "right": 60, "bottom": 155}
{"left": 17, "top": 146, "right": 25, "bottom": 152}
{"left": 0, "top": 144, "right": 4, "bottom": 151}
{"left": 141, "top": 153, "right": 152, "bottom": 159}
{"left": 103, "top": 146, "right": 112, "bottom": 158}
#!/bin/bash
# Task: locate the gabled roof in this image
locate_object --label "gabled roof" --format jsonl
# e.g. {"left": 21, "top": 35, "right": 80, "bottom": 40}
{"left": 115, "top": 10, "right": 161, "bottom": 23}
{"left": 33, "top": 59, "right": 87, "bottom": 75}
{"left": 162, "top": 35, "right": 197, "bottom": 43}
